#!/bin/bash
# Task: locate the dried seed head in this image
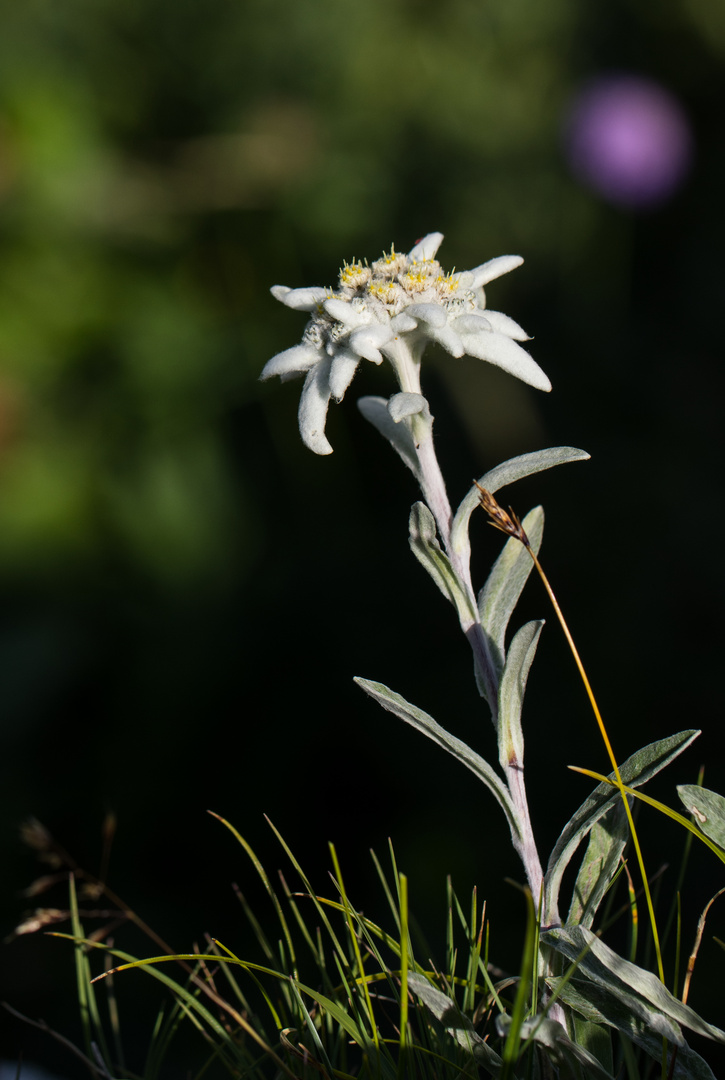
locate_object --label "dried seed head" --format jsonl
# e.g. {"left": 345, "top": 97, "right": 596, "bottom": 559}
{"left": 11, "top": 908, "right": 68, "bottom": 938}
{"left": 474, "top": 482, "right": 529, "bottom": 546}
{"left": 21, "top": 873, "right": 66, "bottom": 898}
{"left": 19, "top": 818, "right": 54, "bottom": 852}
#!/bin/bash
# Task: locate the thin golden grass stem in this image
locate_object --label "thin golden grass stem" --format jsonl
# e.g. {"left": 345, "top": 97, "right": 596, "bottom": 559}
{"left": 526, "top": 547, "right": 665, "bottom": 984}
{"left": 569, "top": 767, "right": 725, "bottom": 865}
{"left": 622, "top": 861, "right": 638, "bottom": 963}
{"left": 475, "top": 485, "right": 666, "bottom": 987}
{"left": 398, "top": 873, "right": 409, "bottom": 1073}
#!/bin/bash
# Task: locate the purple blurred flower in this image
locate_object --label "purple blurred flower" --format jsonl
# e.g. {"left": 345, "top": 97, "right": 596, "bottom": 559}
{"left": 564, "top": 75, "right": 693, "bottom": 208}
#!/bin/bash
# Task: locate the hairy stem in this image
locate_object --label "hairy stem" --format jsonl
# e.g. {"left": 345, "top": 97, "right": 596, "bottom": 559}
{"left": 386, "top": 337, "right": 546, "bottom": 915}
{"left": 412, "top": 415, "right": 546, "bottom": 914}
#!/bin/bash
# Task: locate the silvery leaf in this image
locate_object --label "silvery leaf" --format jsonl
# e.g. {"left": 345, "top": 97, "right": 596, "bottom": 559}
{"left": 497, "top": 621, "right": 543, "bottom": 771}
{"left": 408, "top": 502, "right": 477, "bottom": 625}
{"left": 353, "top": 678, "right": 521, "bottom": 843}
{"left": 407, "top": 973, "right": 504, "bottom": 1076}
{"left": 387, "top": 392, "right": 429, "bottom": 423}
{"left": 542, "top": 925, "right": 725, "bottom": 1044}
{"left": 496, "top": 1013, "right": 615, "bottom": 1080}
{"left": 677, "top": 785, "right": 725, "bottom": 850}
{"left": 450, "top": 447, "right": 590, "bottom": 566}
{"left": 548, "top": 976, "right": 718, "bottom": 1080}
{"left": 543, "top": 729, "right": 700, "bottom": 922}
{"left": 478, "top": 505, "right": 544, "bottom": 679}
{"left": 566, "top": 802, "right": 629, "bottom": 928}
{"left": 357, "top": 396, "right": 420, "bottom": 479}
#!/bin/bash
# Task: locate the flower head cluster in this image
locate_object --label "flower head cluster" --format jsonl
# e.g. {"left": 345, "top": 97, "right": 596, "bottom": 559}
{"left": 261, "top": 233, "right": 550, "bottom": 454}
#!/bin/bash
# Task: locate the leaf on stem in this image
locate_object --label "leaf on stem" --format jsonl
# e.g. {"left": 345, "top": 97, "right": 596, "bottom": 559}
{"left": 496, "top": 1013, "right": 616, "bottom": 1080}
{"left": 406, "top": 973, "right": 504, "bottom": 1076}
{"left": 353, "top": 678, "right": 521, "bottom": 844}
{"left": 677, "top": 785, "right": 725, "bottom": 850}
{"left": 543, "top": 730, "right": 700, "bottom": 920}
{"left": 497, "top": 620, "right": 543, "bottom": 772}
{"left": 478, "top": 506, "right": 544, "bottom": 679}
{"left": 450, "top": 446, "right": 590, "bottom": 568}
{"left": 357, "top": 395, "right": 421, "bottom": 479}
{"left": 408, "top": 502, "right": 478, "bottom": 624}
{"left": 387, "top": 391, "right": 429, "bottom": 423}
{"left": 542, "top": 925, "right": 725, "bottom": 1044}
{"left": 566, "top": 802, "right": 629, "bottom": 928}
{"left": 547, "top": 976, "right": 718, "bottom": 1080}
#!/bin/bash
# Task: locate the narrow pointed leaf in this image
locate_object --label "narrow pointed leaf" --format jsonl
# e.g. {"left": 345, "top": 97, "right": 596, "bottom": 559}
{"left": 497, "top": 620, "right": 543, "bottom": 772}
{"left": 353, "top": 678, "right": 520, "bottom": 842}
{"left": 409, "top": 502, "right": 477, "bottom": 624}
{"left": 567, "top": 802, "right": 629, "bottom": 928}
{"left": 299, "top": 358, "right": 333, "bottom": 455}
{"left": 478, "top": 506, "right": 544, "bottom": 678}
{"left": 544, "top": 730, "right": 700, "bottom": 920}
{"left": 387, "top": 391, "right": 429, "bottom": 422}
{"left": 571, "top": 1016, "right": 613, "bottom": 1079}
{"left": 677, "top": 785, "right": 725, "bottom": 850}
{"left": 470, "top": 254, "right": 523, "bottom": 288}
{"left": 549, "top": 976, "right": 718, "bottom": 1080}
{"left": 461, "top": 331, "right": 551, "bottom": 391}
{"left": 497, "top": 1014, "right": 616, "bottom": 1080}
{"left": 407, "top": 973, "right": 504, "bottom": 1076}
{"left": 542, "top": 925, "right": 725, "bottom": 1044}
{"left": 357, "top": 395, "right": 421, "bottom": 478}
{"left": 408, "top": 232, "right": 443, "bottom": 261}
{"left": 450, "top": 447, "right": 589, "bottom": 565}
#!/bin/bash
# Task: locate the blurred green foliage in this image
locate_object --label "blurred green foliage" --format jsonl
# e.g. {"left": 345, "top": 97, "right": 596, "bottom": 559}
{"left": 1, "top": 0, "right": 724, "bottom": 1074}
{"left": 0, "top": 0, "right": 718, "bottom": 583}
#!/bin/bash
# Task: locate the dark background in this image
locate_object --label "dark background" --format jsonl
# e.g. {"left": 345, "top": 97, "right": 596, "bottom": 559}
{"left": 1, "top": 0, "right": 724, "bottom": 1075}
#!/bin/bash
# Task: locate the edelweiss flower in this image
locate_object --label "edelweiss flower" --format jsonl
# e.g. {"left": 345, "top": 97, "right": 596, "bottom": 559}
{"left": 260, "top": 233, "right": 550, "bottom": 455}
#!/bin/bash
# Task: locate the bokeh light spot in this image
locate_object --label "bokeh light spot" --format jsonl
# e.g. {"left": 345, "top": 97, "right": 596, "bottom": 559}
{"left": 564, "top": 74, "right": 693, "bottom": 208}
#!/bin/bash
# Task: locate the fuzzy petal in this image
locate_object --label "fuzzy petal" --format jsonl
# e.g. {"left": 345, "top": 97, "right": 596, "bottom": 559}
{"left": 387, "top": 392, "right": 430, "bottom": 423}
{"left": 390, "top": 312, "right": 418, "bottom": 333}
{"left": 277, "top": 286, "right": 328, "bottom": 311}
{"left": 349, "top": 323, "right": 393, "bottom": 363}
{"left": 405, "top": 302, "right": 447, "bottom": 329}
{"left": 329, "top": 351, "right": 360, "bottom": 401}
{"left": 449, "top": 313, "right": 492, "bottom": 335}
{"left": 447, "top": 270, "right": 474, "bottom": 290}
{"left": 483, "top": 309, "right": 530, "bottom": 341}
{"left": 426, "top": 323, "right": 465, "bottom": 358}
{"left": 270, "top": 285, "right": 292, "bottom": 303}
{"left": 323, "top": 297, "right": 370, "bottom": 328}
{"left": 298, "top": 358, "right": 334, "bottom": 455}
{"left": 260, "top": 344, "right": 320, "bottom": 380}
{"left": 470, "top": 255, "right": 523, "bottom": 289}
{"left": 461, "top": 330, "right": 551, "bottom": 391}
{"left": 408, "top": 232, "right": 444, "bottom": 262}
